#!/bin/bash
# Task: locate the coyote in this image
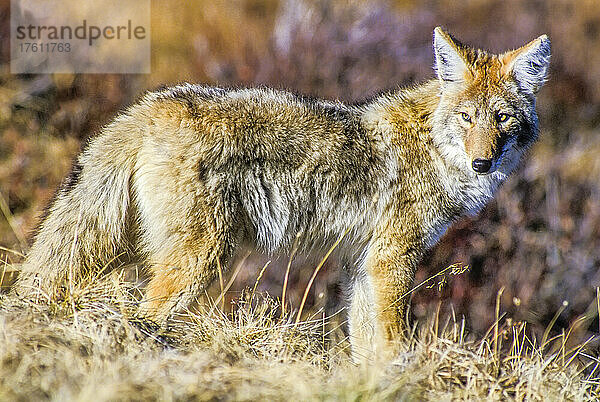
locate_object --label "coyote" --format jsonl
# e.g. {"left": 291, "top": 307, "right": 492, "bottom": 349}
{"left": 15, "top": 28, "right": 550, "bottom": 360}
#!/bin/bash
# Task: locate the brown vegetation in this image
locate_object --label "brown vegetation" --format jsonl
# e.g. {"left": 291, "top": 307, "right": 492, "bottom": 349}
{"left": 1, "top": 275, "right": 597, "bottom": 400}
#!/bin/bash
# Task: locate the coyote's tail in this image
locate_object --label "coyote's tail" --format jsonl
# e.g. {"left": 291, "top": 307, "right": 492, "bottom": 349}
{"left": 14, "top": 132, "right": 136, "bottom": 300}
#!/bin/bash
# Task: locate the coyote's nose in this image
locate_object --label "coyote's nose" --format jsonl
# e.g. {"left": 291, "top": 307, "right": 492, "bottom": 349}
{"left": 472, "top": 158, "right": 492, "bottom": 174}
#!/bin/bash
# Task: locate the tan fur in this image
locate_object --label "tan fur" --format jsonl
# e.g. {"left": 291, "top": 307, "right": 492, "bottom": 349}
{"left": 14, "top": 29, "right": 550, "bottom": 361}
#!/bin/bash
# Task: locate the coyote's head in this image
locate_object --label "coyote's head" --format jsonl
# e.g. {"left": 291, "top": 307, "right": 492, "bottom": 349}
{"left": 431, "top": 27, "right": 551, "bottom": 176}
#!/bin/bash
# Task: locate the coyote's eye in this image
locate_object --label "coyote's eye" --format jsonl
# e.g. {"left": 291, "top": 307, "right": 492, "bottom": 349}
{"left": 460, "top": 112, "right": 471, "bottom": 123}
{"left": 496, "top": 113, "right": 510, "bottom": 123}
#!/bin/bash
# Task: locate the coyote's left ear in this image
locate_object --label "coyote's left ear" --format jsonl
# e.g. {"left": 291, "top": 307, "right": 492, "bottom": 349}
{"left": 433, "top": 27, "right": 470, "bottom": 84}
{"left": 502, "top": 35, "right": 551, "bottom": 95}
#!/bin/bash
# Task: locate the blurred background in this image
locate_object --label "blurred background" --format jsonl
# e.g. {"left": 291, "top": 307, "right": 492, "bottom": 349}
{"left": 1, "top": 0, "right": 599, "bottom": 346}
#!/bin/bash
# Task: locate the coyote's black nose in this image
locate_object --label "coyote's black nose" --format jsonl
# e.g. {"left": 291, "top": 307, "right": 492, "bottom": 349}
{"left": 472, "top": 158, "right": 492, "bottom": 173}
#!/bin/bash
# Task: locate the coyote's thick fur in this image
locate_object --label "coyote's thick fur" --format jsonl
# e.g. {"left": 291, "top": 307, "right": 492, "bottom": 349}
{"left": 15, "top": 28, "right": 550, "bottom": 360}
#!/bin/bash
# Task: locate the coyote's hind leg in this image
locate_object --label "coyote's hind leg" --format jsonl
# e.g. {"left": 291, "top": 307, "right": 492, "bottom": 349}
{"left": 139, "top": 234, "right": 232, "bottom": 323}
{"left": 132, "top": 151, "right": 239, "bottom": 324}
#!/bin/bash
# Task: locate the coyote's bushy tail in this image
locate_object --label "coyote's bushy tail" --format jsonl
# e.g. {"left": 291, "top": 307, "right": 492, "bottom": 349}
{"left": 14, "top": 131, "right": 137, "bottom": 300}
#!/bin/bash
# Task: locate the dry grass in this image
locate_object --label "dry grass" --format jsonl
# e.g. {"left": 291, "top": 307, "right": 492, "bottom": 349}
{"left": 1, "top": 263, "right": 598, "bottom": 401}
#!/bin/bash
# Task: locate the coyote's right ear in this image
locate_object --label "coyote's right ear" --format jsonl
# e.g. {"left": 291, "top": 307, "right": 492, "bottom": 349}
{"left": 433, "top": 27, "right": 470, "bottom": 84}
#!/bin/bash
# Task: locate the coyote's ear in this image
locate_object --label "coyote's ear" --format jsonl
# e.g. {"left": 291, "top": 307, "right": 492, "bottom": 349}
{"left": 502, "top": 35, "right": 551, "bottom": 95}
{"left": 433, "top": 27, "right": 470, "bottom": 84}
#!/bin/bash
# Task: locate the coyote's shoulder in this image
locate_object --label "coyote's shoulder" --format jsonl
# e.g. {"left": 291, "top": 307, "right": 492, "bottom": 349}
{"left": 15, "top": 28, "right": 550, "bottom": 361}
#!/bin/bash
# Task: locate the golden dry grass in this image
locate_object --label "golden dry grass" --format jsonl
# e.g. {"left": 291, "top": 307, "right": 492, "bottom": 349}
{"left": 1, "top": 262, "right": 598, "bottom": 401}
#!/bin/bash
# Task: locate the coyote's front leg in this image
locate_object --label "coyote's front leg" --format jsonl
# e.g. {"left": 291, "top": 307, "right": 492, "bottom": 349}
{"left": 348, "top": 227, "right": 421, "bottom": 362}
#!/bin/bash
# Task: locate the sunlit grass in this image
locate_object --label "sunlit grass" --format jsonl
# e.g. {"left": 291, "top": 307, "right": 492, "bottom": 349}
{"left": 1, "top": 261, "right": 598, "bottom": 400}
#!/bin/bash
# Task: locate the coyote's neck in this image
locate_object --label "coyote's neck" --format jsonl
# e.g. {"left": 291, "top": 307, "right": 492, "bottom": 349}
{"left": 358, "top": 80, "right": 440, "bottom": 141}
